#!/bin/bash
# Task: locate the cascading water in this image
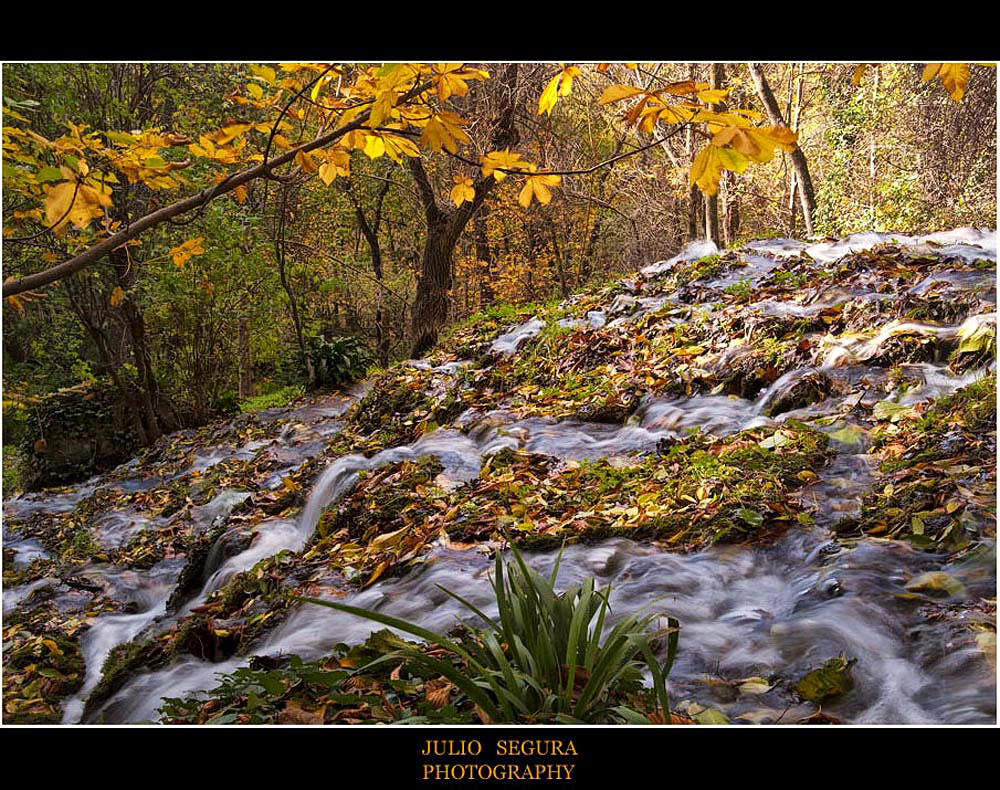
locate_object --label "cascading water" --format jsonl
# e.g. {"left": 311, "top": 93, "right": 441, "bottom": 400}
{"left": 5, "top": 229, "right": 995, "bottom": 725}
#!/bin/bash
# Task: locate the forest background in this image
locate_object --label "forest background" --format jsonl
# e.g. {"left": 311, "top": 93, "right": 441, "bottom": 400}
{"left": 2, "top": 61, "right": 996, "bottom": 491}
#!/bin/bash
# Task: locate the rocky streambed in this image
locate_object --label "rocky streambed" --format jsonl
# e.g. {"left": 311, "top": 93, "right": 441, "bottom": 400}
{"left": 3, "top": 229, "right": 996, "bottom": 725}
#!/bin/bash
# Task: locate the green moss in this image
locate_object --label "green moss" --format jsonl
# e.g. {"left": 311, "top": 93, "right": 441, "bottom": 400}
{"left": 441, "top": 423, "right": 828, "bottom": 552}
{"left": 82, "top": 635, "right": 169, "bottom": 721}
{"left": 239, "top": 384, "right": 305, "bottom": 413}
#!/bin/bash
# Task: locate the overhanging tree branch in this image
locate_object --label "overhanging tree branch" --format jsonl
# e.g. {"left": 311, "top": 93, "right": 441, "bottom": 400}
{"left": 4, "top": 79, "right": 432, "bottom": 299}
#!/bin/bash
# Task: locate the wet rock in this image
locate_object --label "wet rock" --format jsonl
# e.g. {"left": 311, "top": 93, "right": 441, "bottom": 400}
{"left": 866, "top": 332, "right": 942, "bottom": 367}
{"left": 761, "top": 370, "right": 833, "bottom": 417}
{"left": 166, "top": 524, "right": 230, "bottom": 613}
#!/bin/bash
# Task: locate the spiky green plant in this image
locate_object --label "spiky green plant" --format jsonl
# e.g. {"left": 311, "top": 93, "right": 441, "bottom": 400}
{"left": 300, "top": 542, "right": 679, "bottom": 724}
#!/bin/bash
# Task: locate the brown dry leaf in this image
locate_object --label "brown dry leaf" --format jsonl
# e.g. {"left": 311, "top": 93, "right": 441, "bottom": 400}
{"left": 276, "top": 701, "right": 326, "bottom": 725}
{"left": 425, "top": 678, "right": 453, "bottom": 709}
{"left": 474, "top": 704, "right": 492, "bottom": 724}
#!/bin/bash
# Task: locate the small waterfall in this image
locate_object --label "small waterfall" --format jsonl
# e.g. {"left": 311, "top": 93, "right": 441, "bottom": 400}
{"left": 7, "top": 227, "right": 995, "bottom": 726}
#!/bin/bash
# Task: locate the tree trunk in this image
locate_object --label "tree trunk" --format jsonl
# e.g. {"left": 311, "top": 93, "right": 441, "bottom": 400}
{"left": 275, "top": 184, "right": 311, "bottom": 381}
{"left": 410, "top": 212, "right": 455, "bottom": 357}
{"left": 348, "top": 177, "right": 392, "bottom": 365}
{"left": 408, "top": 64, "right": 520, "bottom": 357}
{"left": 748, "top": 62, "right": 816, "bottom": 236}
{"left": 703, "top": 64, "right": 725, "bottom": 245}
{"left": 108, "top": 199, "right": 163, "bottom": 442}
{"left": 686, "top": 64, "right": 704, "bottom": 241}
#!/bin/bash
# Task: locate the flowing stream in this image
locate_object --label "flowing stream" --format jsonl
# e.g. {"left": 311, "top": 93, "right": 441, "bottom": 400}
{"left": 4, "top": 229, "right": 995, "bottom": 725}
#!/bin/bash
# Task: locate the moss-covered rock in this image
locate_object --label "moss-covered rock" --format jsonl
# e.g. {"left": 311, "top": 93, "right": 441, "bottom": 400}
{"left": 854, "top": 376, "right": 996, "bottom": 551}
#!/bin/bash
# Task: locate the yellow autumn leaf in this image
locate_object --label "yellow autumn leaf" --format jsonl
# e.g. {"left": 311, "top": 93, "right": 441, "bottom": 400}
{"left": 110, "top": 286, "right": 124, "bottom": 307}
{"left": 598, "top": 84, "right": 645, "bottom": 105}
{"left": 420, "top": 111, "right": 472, "bottom": 154}
{"left": 370, "top": 90, "right": 396, "bottom": 128}
{"left": 480, "top": 149, "right": 528, "bottom": 181}
{"left": 743, "top": 126, "right": 797, "bottom": 162}
{"left": 44, "top": 180, "right": 112, "bottom": 232}
{"left": 248, "top": 63, "right": 276, "bottom": 86}
{"left": 712, "top": 125, "right": 761, "bottom": 157}
{"left": 363, "top": 135, "right": 386, "bottom": 159}
{"left": 170, "top": 237, "right": 206, "bottom": 268}
{"left": 692, "top": 110, "right": 752, "bottom": 130}
{"left": 208, "top": 123, "right": 253, "bottom": 145}
{"left": 718, "top": 146, "right": 750, "bottom": 173}
{"left": 922, "top": 63, "right": 969, "bottom": 101}
{"left": 538, "top": 72, "right": 562, "bottom": 116}
{"left": 432, "top": 64, "right": 489, "bottom": 101}
{"left": 517, "top": 170, "right": 561, "bottom": 208}
{"left": 318, "top": 148, "right": 352, "bottom": 185}
{"left": 381, "top": 133, "right": 420, "bottom": 163}
{"left": 295, "top": 149, "right": 318, "bottom": 173}
{"left": 537, "top": 65, "right": 581, "bottom": 116}
{"left": 661, "top": 80, "right": 706, "bottom": 96}
{"left": 690, "top": 145, "right": 748, "bottom": 195}
{"left": 5, "top": 293, "right": 25, "bottom": 313}
{"left": 450, "top": 175, "right": 475, "bottom": 207}
{"left": 696, "top": 88, "right": 730, "bottom": 104}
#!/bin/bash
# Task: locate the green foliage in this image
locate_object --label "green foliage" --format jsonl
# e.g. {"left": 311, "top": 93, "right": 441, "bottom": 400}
{"left": 307, "top": 335, "right": 374, "bottom": 390}
{"left": 302, "top": 541, "right": 679, "bottom": 724}
{"left": 238, "top": 384, "right": 305, "bottom": 414}
{"left": 210, "top": 390, "right": 241, "bottom": 415}
{"left": 2, "top": 445, "right": 21, "bottom": 495}
{"left": 159, "top": 655, "right": 350, "bottom": 725}
{"left": 722, "top": 277, "right": 754, "bottom": 301}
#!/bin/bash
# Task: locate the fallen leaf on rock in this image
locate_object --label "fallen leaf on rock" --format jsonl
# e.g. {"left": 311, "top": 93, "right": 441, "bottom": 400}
{"left": 796, "top": 655, "right": 856, "bottom": 703}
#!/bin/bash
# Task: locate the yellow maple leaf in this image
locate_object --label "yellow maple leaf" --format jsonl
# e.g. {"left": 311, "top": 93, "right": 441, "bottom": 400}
{"left": 450, "top": 175, "right": 475, "bottom": 207}
{"left": 922, "top": 63, "right": 969, "bottom": 101}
